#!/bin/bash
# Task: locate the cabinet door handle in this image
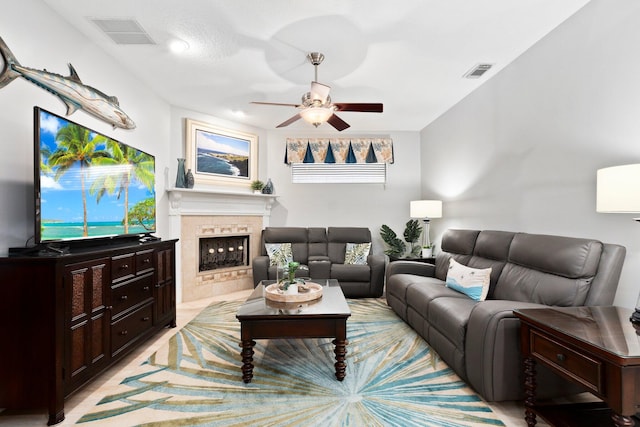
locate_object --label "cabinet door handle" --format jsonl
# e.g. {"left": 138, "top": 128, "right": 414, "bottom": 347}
{"left": 120, "top": 330, "right": 128, "bottom": 336}
{"left": 142, "top": 316, "right": 150, "bottom": 321}
{"left": 106, "top": 305, "right": 113, "bottom": 310}
{"left": 120, "top": 295, "right": 128, "bottom": 301}
{"left": 143, "top": 286, "right": 150, "bottom": 291}
{"left": 120, "top": 264, "right": 129, "bottom": 270}
{"left": 556, "top": 353, "right": 566, "bottom": 362}
{"left": 143, "top": 259, "right": 151, "bottom": 264}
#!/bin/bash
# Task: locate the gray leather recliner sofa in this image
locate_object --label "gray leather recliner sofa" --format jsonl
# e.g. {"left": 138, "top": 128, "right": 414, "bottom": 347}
{"left": 252, "top": 226, "right": 386, "bottom": 298}
{"left": 386, "top": 229, "right": 626, "bottom": 402}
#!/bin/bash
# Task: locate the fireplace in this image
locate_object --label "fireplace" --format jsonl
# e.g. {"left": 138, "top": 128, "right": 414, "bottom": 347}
{"left": 199, "top": 235, "right": 249, "bottom": 272}
{"left": 167, "top": 187, "right": 277, "bottom": 303}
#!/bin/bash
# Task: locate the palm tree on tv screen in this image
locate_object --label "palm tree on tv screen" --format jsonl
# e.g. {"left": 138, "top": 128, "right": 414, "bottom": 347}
{"left": 48, "top": 123, "right": 110, "bottom": 237}
{"left": 89, "top": 140, "right": 154, "bottom": 234}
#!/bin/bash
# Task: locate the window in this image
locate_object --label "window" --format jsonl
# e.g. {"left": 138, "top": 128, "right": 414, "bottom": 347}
{"left": 285, "top": 137, "right": 393, "bottom": 184}
{"left": 291, "top": 163, "right": 386, "bottom": 183}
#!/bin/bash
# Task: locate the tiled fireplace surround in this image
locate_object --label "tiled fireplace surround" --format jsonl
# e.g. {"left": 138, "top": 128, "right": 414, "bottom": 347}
{"left": 168, "top": 188, "right": 277, "bottom": 302}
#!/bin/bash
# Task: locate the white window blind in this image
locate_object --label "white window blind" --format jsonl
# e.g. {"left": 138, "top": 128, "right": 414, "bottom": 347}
{"left": 291, "top": 163, "right": 386, "bottom": 184}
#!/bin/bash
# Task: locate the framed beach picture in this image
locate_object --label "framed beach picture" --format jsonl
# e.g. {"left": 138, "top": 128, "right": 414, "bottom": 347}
{"left": 185, "top": 119, "right": 258, "bottom": 188}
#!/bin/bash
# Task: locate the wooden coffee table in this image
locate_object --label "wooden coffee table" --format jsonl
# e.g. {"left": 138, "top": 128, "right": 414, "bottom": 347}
{"left": 236, "top": 279, "right": 351, "bottom": 383}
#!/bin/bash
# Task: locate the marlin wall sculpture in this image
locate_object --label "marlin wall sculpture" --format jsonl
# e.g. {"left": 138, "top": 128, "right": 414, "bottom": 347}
{"left": 0, "top": 36, "right": 136, "bottom": 130}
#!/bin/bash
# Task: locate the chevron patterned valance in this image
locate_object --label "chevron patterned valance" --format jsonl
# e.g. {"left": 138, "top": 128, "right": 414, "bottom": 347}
{"left": 284, "top": 138, "right": 394, "bottom": 164}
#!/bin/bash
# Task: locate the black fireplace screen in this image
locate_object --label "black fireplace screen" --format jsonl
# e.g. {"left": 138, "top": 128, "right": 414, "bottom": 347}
{"left": 199, "top": 235, "right": 249, "bottom": 272}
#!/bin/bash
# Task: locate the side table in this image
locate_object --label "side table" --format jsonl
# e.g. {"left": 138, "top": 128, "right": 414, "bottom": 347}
{"left": 514, "top": 306, "right": 640, "bottom": 427}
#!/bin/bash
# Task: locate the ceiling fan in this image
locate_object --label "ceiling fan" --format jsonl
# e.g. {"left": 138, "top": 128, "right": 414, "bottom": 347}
{"left": 251, "top": 52, "right": 383, "bottom": 131}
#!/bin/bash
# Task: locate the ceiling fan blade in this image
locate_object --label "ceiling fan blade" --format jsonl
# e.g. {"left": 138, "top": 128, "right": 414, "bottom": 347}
{"left": 327, "top": 114, "right": 350, "bottom": 131}
{"left": 251, "top": 101, "right": 301, "bottom": 108}
{"left": 310, "top": 81, "right": 331, "bottom": 103}
{"left": 276, "top": 114, "right": 302, "bottom": 128}
{"left": 333, "top": 103, "right": 383, "bottom": 113}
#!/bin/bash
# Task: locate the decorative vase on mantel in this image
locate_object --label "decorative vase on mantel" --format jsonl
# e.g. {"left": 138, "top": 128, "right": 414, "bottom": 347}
{"left": 185, "top": 169, "right": 195, "bottom": 188}
{"left": 262, "top": 178, "right": 274, "bottom": 194}
{"left": 175, "top": 158, "right": 187, "bottom": 188}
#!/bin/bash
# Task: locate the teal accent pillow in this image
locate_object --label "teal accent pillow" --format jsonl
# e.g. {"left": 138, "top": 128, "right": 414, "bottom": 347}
{"left": 265, "top": 243, "right": 293, "bottom": 266}
{"left": 344, "top": 242, "right": 371, "bottom": 265}
{"left": 445, "top": 258, "right": 491, "bottom": 301}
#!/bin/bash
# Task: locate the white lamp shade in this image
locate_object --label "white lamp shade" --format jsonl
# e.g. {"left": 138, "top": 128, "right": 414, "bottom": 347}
{"left": 596, "top": 164, "right": 640, "bottom": 213}
{"left": 410, "top": 200, "right": 442, "bottom": 219}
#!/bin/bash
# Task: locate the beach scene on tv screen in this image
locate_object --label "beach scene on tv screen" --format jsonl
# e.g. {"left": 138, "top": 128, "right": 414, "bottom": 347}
{"left": 38, "top": 110, "right": 156, "bottom": 242}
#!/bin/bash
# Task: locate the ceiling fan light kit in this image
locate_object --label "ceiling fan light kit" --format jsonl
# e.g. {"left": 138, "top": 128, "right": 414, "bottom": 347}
{"left": 299, "top": 106, "right": 334, "bottom": 127}
{"left": 251, "top": 52, "right": 383, "bottom": 131}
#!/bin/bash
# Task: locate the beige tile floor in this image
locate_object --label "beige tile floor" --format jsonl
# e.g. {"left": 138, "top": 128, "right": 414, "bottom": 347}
{"left": 0, "top": 289, "right": 548, "bottom": 427}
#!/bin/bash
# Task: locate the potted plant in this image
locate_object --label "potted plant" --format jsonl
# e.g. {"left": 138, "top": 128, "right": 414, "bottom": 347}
{"left": 250, "top": 180, "right": 265, "bottom": 194}
{"left": 421, "top": 244, "right": 434, "bottom": 258}
{"left": 277, "top": 261, "right": 308, "bottom": 294}
{"left": 380, "top": 220, "right": 422, "bottom": 259}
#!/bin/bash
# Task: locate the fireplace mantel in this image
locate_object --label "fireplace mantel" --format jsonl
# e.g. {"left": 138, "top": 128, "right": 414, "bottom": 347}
{"left": 167, "top": 187, "right": 278, "bottom": 217}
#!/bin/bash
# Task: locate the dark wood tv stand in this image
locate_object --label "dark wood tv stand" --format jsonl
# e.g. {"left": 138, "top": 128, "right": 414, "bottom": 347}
{"left": 0, "top": 239, "right": 178, "bottom": 425}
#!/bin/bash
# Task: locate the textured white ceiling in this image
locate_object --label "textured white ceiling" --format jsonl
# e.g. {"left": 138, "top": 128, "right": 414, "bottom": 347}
{"left": 42, "top": 0, "right": 591, "bottom": 132}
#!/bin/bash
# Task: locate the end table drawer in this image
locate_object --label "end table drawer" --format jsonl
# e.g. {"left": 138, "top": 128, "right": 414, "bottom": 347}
{"left": 530, "top": 330, "right": 602, "bottom": 393}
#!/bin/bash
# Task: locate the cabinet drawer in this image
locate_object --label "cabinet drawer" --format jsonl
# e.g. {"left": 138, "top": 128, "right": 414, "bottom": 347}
{"left": 136, "top": 249, "right": 154, "bottom": 275}
{"left": 111, "top": 302, "right": 153, "bottom": 357}
{"left": 531, "top": 330, "right": 602, "bottom": 393}
{"left": 111, "top": 274, "right": 153, "bottom": 318}
{"left": 112, "top": 253, "right": 135, "bottom": 282}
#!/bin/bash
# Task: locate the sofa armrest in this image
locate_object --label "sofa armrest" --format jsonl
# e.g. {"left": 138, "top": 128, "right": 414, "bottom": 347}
{"left": 465, "top": 300, "right": 554, "bottom": 401}
{"left": 252, "top": 255, "right": 270, "bottom": 287}
{"left": 308, "top": 256, "right": 331, "bottom": 279}
{"left": 368, "top": 254, "right": 386, "bottom": 297}
{"left": 385, "top": 260, "right": 436, "bottom": 282}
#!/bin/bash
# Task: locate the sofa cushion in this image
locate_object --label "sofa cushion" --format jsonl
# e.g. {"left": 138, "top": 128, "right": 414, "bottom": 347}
{"left": 406, "top": 277, "right": 467, "bottom": 316}
{"left": 494, "top": 263, "right": 593, "bottom": 306}
{"left": 262, "top": 227, "right": 310, "bottom": 263}
{"left": 331, "top": 263, "right": 370, "bottom": 282}
{"left": 327, "top": 227, "right": 372, "bottom": 263}
{"left": 441, "top": 229, "right": 480, "bottom": 255}
{"left": 445, "top": 259, "right": 492, "bottom": 301}
{"left": 344, "top": 242, "right": 371, "bottom": 265}
{"left": 508, "top": 233, "right": 603, "bottom": 279}
{"left": 427, "top": 297, "right": 477, "bottom": 353}
{"left": 265, "top": 243, "right": 293, "bottom": 266}
{"left": 474, "top": 231, "right": 515, "bottom": 260}
{"left": 307, "top": 227, "right": 328, "bottom": 257}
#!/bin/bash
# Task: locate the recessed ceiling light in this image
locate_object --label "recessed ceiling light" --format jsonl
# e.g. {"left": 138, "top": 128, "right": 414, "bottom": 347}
{"left": 168, "top": 39, "right": 189, "bottom": 54}
{"left": 232, "top": 110, "right": 246, "bottom": 118}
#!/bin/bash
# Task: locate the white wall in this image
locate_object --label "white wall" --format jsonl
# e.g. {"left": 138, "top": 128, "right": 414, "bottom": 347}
{"left": 0, "top": 0, "right": 172, "bottom": 253}
{"left": 420, "top": 0, "right": 640, "bottom": 308}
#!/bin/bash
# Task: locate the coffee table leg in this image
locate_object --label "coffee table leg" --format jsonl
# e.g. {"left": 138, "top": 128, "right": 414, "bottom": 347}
{"left": 240, "top": 339, "right": 255, "bottom": 383}
{"left": 333, "top": 338, "right": 348, "bottom": 381}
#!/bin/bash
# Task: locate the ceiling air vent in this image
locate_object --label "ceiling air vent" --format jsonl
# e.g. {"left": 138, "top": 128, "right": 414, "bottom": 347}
{"left": 90, "top": 18, "right": 156, "bottom": 45}
{"left": 463, "top": 63, "right": 493, "bottom": 79}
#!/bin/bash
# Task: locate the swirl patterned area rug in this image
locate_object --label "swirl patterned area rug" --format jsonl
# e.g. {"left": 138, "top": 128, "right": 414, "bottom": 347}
{"left": 77, "top": 299, "right": 505, "bottom": 427}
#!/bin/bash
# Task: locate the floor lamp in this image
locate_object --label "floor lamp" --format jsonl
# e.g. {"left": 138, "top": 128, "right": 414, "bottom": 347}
{"left": 410, "top": 200, "right": 442, "bottom": 254}
{"left": 597, "top": 164, "right": 640, "bottom": 329}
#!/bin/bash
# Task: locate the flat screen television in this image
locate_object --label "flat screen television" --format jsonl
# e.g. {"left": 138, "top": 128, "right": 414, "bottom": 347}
{"left": 34, "top": 107, "right": 156, "bottom": 245}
